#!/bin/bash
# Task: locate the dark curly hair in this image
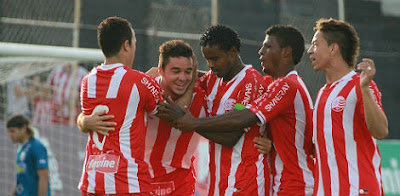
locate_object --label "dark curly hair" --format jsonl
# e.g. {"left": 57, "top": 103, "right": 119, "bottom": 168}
{"left": 200, "top": 24, "right": 241, "bottom": 52}
{"left": 314, "top": 18, "right": 360, "bottom": 68}
{"left": 266, "top": 25, "right": 305, "bottom": 65}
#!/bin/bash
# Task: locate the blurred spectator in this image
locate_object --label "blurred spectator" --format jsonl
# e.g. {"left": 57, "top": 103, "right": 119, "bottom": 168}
{"left": 7, "top": 65, "right": 31, "bottom": 117}
{"left": 31, "top": 76, "right": 56, "bottom": 125}
{"left": 47, "top": 63, "right": 87, "bottom": 125}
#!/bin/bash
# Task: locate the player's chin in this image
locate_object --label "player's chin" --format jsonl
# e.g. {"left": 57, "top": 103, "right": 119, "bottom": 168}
{"left": 173, "top": 89, "right": 186, "bottom": 97}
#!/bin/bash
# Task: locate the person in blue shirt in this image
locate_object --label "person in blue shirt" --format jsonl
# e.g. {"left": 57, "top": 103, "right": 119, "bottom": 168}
{"left": 6, "top": 114, "right": 51, "bottom": 196}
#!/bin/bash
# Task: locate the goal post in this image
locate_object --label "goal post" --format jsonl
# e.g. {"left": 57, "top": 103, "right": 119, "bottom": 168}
{"left": 0, "top": 42, "right": 103, "bottom": 62}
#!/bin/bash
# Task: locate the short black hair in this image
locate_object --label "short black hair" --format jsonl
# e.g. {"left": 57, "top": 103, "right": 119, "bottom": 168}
{"left": 200, "top": 24, "right": 241, "bottom": 52}
{"left": 97, "top": 16, "right": 133, "bottom": 57}
{"left": 266, "top": 25, "right": 305, "bottom": 65}
{"left": 158, "top": 40, "right": 193, "bottom": 69}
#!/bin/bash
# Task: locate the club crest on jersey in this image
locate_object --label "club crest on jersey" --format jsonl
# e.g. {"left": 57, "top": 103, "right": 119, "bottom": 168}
{"left": 87, "top": 154, "right": 120, "bottom": 173}
{"left": 19, "top": 151, "right": 26, "bottom": 161}
{"left": 331, "top": 96, "right": 346, "bottom": 112}
{"left": 224, "top": 98, "right": 237, "bottom": 111}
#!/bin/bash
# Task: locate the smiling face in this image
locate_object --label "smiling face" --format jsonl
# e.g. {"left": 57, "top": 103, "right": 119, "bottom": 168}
{"left": 307, "top": 30, "right": 332, "bottom": 71}
{"left": 258, "top": 34, "right": 282, "bottom": 76}
{"left": 201, "top": 45, "right": 234, "bottom": 80}
{"left": 159, "top": 56, "right": 193, "bottom": 100}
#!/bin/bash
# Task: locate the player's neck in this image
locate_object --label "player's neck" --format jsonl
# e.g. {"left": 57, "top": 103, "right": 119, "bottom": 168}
{"left": 274, "top": 64, "right": 295, "bottom": 79}
{"left": 20, "top": 135, "right": 32, "bottom": 144}
{"left": 325, "top": 60, "right": 353, "bottom": 84}
{"left": 104, "top": 56, "right": 130, "bottom": 67}
{"left": 224, "top": 58, "right": 245, "bottom": 81}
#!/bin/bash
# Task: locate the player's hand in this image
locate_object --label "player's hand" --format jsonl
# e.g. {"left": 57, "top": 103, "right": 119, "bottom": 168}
{"left": 145, "top": 67, "right": 159, "bottom": 77}
{"left": 85, "top": 110, "right": 116, "bottom": 136}
{"left": 357, "top": 58, "right": 375, "bottom": 88}
{"left": 157, "top": 94, "right": 187, "bottom": 125}
{"left": 253, "top": 132, "right": 272, "bottom": 155}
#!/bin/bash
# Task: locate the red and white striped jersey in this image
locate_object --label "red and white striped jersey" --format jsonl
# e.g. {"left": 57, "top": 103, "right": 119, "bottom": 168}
{"left": 32, "top": 99, "right": 56, "bottom": 125}
{"left": 313, "top": 71, "right": 384, "bottom": 196}
{"left": 78, "top": 63, "right": 163, "bottom": 194}
{"left": 47, "top": 65, "right": 88, "bottom": 124}
{"left": 198, "top": 65, "right": 270, "bottom": 196}
{"left": 144, "top": 83, "right": 208, "bottom": 178}
{"left": 248, "top": 71, "right": 314, "bottom": 195}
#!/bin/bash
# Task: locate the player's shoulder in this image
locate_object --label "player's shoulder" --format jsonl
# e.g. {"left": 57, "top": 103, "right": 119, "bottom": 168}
{"left": 193, "top": 85, "right": 207, "bottom": 99}
{"left": 30, "top": 138, "right": 47, "bottom": 151}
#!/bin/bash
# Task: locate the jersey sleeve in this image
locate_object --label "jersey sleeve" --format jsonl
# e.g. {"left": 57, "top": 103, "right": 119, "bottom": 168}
{"left": 196, "top": 71, "right": 211, "bottom": 92}
{"left": 358, "top": 79, "right": 385, "bottom": 120}
{"left": 248, "top": 78, "right": 297, "bottom": 125}
{"left": 80, "top": 73, "right": 91, "bottom": 115}
{"left": 140, "top": 73, "right": 164, "bottom": 115}
{"left": 368, "top": 80, "right": 384, "bottom": 111}
{"left": 32, "top": 141, "right": 49, "bottom": 170}
{"left": 190, "top": 85, "right": 209, "bottom": 118}
{"left": 237, "top": 69, "right": 269, "bottom": 106}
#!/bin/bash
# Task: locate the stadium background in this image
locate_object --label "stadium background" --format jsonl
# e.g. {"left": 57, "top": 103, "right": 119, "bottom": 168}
{"left": 0, "top": 0, "right": 399, "bottom": 195}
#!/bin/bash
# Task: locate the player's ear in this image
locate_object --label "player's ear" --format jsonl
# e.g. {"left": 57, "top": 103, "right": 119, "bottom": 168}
{"left": 330, "top": 43, "right": 339, "bottom": 56}
{"left": 228, "top": 47, "right": 238, "bottom": 57}
{"left": 281, "top": 46, "right": 292, "bottom": 58}
{"left": 121, "top": 39, "right": 130, "bottom": 52}
{"left": 158, "top": 66, "right": 164, "bottom": 77}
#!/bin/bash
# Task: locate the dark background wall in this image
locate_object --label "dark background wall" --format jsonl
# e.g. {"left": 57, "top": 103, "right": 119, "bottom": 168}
{"left": 0, "top": 0, "right": 399, "bottom": 139}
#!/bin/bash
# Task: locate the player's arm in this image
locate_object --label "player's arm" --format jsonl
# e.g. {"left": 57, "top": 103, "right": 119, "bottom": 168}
{"left": 158, "top": 101, "right": 259, "bottom": 133}
{"left": 37, "top": 168, "right": 49, "bottom": 196}
{"left": 76, "top": 111, "right": 116, "bottom": 135}
{"left": 196, "top": 130, "right": 245, "bottom": 148}
{"left": 358, "top": 58, "right": 388, "bottom": 139}
{"left": 9, "top": 184, "right": 16, "bottom": 196}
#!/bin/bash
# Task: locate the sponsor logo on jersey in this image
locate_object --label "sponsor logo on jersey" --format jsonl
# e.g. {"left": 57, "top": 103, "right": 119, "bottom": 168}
{"left": 142, "top": 77, "right": 160, "bottom": 101}
{"left": 331, "top": 96, "right": 346, "bottom": 112}
{"left": 87, "top": 154, "right": 120, "bottom": 173}
{"left": 242, "top": 83, "right": 253, "bottom": 105}
{"left": 39, "top": 159, "right": 47, "bottom": 164}
{"left": 264, "top": 82, "right": 290, "bottom": 112}
{"left": 151, "top": 181, "right": 175, "bottom": 196}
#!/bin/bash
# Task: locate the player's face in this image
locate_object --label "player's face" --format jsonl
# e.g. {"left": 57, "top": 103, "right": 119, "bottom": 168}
{"left": 258, "top": 35, "right": 282, "bottom": 76}
{"left": 7, "top": 127, "right": 24, "bottom": 143}
{"left": 201, "top": 45, "right": 234, "bottom": 80}
{"left": 307, "top": 30, "right": 332, "bottom": 71}
{"left": 159, "top": 56, "right": 193, "bottom": 100}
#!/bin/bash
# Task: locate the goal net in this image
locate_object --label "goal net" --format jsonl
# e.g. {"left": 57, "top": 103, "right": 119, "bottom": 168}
{"left": 0, "top": 56, "right": 99, "bottom": 196}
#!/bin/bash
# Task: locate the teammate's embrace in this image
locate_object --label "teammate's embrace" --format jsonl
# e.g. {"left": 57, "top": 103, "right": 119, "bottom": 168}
{"left": 78, "top": 16, "right": 163, "bottom": 195}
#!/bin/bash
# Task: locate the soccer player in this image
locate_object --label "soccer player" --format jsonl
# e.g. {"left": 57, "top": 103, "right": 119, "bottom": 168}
{"left": 307, "top": 18, "right": 388, "bottom": 195}
{"left": 6, "top": 114, "right": 51, "bottom": 196}
{"left": 184, "top": 24, "right": 270, "bottom": 196}
{"left": 78, "top": 39, "right": 206, "bottom": 196}
{"left": 77, "top": 16, "right": 164, "bottom": 195}
{"left": 144, "top": 40, "right": 207, "bottom": 196}
{"left": 158, "top": 25, "right": 315, "bottom": 195}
